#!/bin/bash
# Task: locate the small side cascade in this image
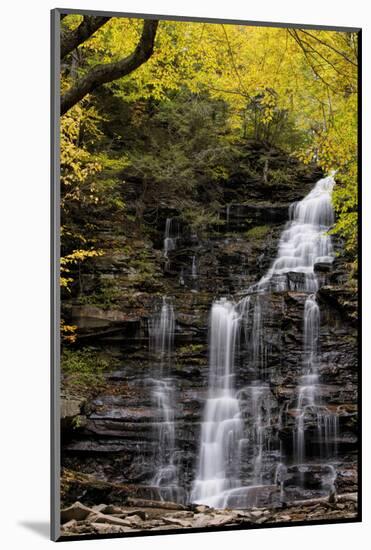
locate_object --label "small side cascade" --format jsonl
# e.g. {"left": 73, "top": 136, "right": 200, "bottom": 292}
{"left": 149, "top": 297, "right": 181, "bottom": 501}
{"left": 250, "top": 383, "right": 273, "bottom": 484}
{"left": 163, "top": 218, "right": 178, "bottom": 269}
{"left": 179, "top": 267, "right": 185, "bottom": 286}
{"left": 275, "top": 463, "right": 288, "bottom": 503}
{"left": 237, "top": 382, "right": 274, "bottom": 485}
{"left": 294, "top": 295, "right": 338, "bottom": 467}
{"left": 190, "top": 255, "right": 198, "bottom": 291}
{"left": 251, "top": 296, "right": 265, "bottom": 373}
{"left": 149, "top": 297, "right": 175, "bottom": 368}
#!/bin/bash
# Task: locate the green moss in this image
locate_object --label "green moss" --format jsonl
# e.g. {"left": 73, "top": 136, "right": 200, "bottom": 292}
{"left": 245, "top": 225, "right": 271, "bottom": 240}
{"left": 177, "top": 344, "right": 205, "bottom": 356}
{"left": 77, "top": 281, "right": 122, "bottom": 310}
{"left": 61, "top": 348, "right": 111, "bottom": 393}
{"left": 266, "top": 167, "right": 293, "bottom": 185}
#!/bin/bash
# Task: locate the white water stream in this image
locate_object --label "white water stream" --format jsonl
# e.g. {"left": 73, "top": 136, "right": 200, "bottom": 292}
{"left": 191, "top": 299, "right": 243, "bottom": 506}
{"left": 258, "top": 175, "right": 335, "bottom": 292}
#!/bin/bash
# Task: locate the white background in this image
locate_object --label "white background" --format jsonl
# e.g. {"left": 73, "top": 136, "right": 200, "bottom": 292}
{"left": 0, "top": 0, "right": 368, "bottom": 548}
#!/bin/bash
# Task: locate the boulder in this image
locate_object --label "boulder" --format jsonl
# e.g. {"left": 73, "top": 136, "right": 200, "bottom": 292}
{"left": 126, "top": 497, "right": 187, "bottom": 510}
{"left": 89, "top": 513, "right": 134, "bottom": 527}
{"left": 194, "top": 504, "right": 210, "bottom": 513}
{"left": 250, "top": 510, "right": 264, "bottom": 518}
{"left": 60, "top": 397, "right": 85, "bottom": 421}
{"left": 163, "top": 517, "right": 193, "bottom": 528}
{"left": 207, "top": 514, "right": 236, "bottom": 527}
{"left": 60, "top": 519, "right": 78, "bottom": 530}
{"left": 61, "top": 502, "right": 95, "bottom": 523}
{"left": 193, "top": 513, "right": 214, "bottom": 528}
{"left": 91, "top": 522, "right": 131, "bottom": 534}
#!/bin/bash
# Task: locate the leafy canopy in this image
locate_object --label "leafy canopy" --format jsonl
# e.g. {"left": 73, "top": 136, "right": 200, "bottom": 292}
{"left": 60, "top": 16, "right": 358, "bottom": 301}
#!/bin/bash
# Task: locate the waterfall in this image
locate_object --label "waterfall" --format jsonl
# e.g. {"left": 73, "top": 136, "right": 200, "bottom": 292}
{"left": 250, "top": 383, "right": 273, "bottom": 484}
{"left": 258, "top": 176, "right": 335, "bottom": 292}
{"left": 295, "top": 295, "right": 320, "bottom": 465}
{"left": 164, "top": 218, "right": 175, "bottom": 257}
{"left": 191, "top": 299, "right": 243, "bottom": 507}
{"left": 192, "top": 175, "right": 338, "bottom": 508}
{"left": 150, "top": 297, "right": 175, "bottom": 370}
{"left": 179, "top": 267, "right": 185, "bottom": 286}
{"left": 257, "top": 175, "right": 337, "bottom": 481}
{"left": 295, "top": 294, "right": 338, "bottom": 466}
{"left": 164, "top": 218, "right": 177, "bottom": 269}
{"left": 251, "top": 296, "right": 265, "bottom": 372}
{"left": 149, "top": 297, "right": 180, "bottom": 501}
{"left": 299, "top": 295, "right": 321, "bottom": 410}
{"left": 258, "top": 175, "right": 338, "bottom": 480}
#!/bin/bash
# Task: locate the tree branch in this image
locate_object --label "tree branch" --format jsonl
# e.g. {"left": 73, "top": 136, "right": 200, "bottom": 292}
{"left": 221, "top": 25, "right": 252, "bottom": 101}
{"left": 291, "top": 32, "right": 351, "bottom": 80}
{"left": 288, "top": 29, "right": 338, "bottom": 94}
{"left": 61, "top": 15, "right": 110, "bottom": 59}
{"left": 61, "top": 19, "right": 159, "bottom": 115}
{"left": 203, "top": 84, "right": 250, "bottom": 99}
{"left": 298, "top": 29, "right": 357, "bottom": 67}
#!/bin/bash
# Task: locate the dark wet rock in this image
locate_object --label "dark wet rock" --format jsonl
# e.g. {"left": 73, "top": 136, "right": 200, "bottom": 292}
{"left": 318, "top": 285, "right": 358, "bottom": 325}
{"left": 314, "top": 259, "right": 334, "bottom": 272}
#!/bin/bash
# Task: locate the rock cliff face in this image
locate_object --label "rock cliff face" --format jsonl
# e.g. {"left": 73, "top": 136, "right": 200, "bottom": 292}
{"left": 61, "top": 144, "right": 358, "bottom": 509}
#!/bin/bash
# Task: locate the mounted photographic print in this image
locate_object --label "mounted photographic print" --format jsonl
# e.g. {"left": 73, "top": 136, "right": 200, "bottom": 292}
{"left": 51, "top": 8, "right": 361, "bottom": 541}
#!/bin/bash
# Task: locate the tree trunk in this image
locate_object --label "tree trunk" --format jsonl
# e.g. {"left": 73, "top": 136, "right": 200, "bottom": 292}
{"left": 61, "top": 16, "right": 110, "bottom": 59}
{"left": 61, "top": 20, "right": 159, "bottom": 115}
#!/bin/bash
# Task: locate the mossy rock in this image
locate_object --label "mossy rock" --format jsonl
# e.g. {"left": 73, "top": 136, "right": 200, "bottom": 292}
{"left": 245, "top": 225, "right": 271, "bottom": 240}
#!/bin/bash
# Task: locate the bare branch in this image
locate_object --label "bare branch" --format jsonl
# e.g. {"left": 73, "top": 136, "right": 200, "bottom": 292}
{"left": 288, "top": 29, "right": 338, "bottom": 94}
{"left": 221, "top": 25, "right": 252, "bottom": 101}
{"left": 292, "top": 32, "right": 352, "bottom": 80}
{"left": 298, "top": 29, "right": 357, "bottom": 67}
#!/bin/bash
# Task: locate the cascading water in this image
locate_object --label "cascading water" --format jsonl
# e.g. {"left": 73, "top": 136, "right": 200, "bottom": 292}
{"left": 192, "top": 175, "right": 338, "bottom": 508}
{"left": 163, "top": 218, "right": 177, "bottom": 269}
{"left": 149, "top": 297, "right": 180, "bottom": 501}
{"left": 258, "top": 176, "right": 335, "bottom": 292}
{"left": 295, "top": 295, "right": 320, "bottom": 465}
{"left": 191, "top": 299, "right": 243, "bottom": 507}
{"left": 150, "top": 297, "right": 175, "bottom": 366}
{"left": 295, "top": 294, "right": 338, "bottom": 466}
